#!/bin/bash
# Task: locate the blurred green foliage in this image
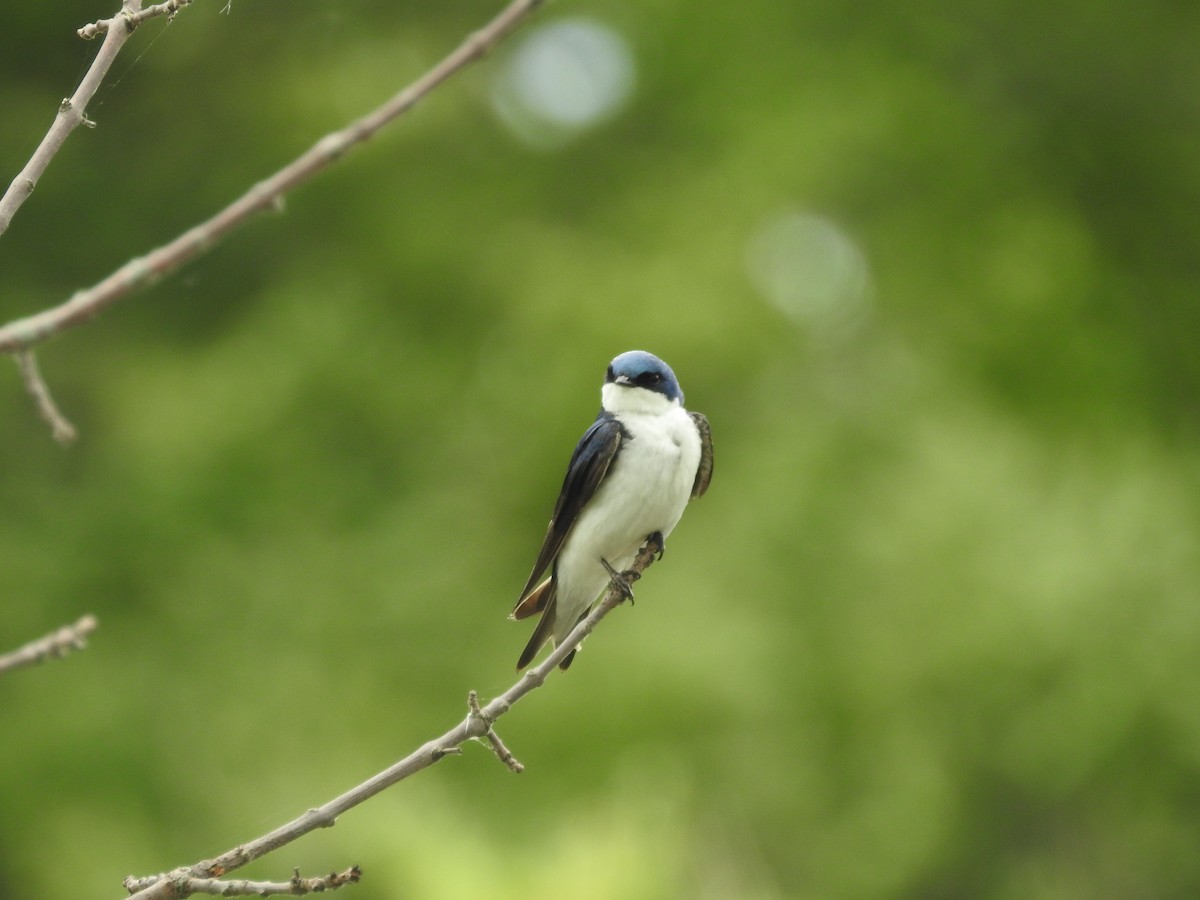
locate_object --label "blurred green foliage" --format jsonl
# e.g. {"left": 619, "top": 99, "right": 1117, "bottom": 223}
{"left": 2, "top": 1, "right": 1199, "bottom": 898}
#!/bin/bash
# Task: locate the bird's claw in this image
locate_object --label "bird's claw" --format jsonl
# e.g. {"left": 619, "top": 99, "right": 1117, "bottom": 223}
{"left": 647, "top": 531, "right": 666, "bottom": 560}
{"left": 601, "top": 557, "right": 636, "bottom": 604}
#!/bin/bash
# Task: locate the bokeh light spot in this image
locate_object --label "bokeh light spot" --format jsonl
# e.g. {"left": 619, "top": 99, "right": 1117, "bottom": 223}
{"left": 491, "top": 19, "right": 635, "bottom": 149}
{"left": 745, "top": 211, "right": 873, "bottom": 335}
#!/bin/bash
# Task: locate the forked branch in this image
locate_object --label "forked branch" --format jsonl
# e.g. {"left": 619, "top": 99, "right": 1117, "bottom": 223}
{"left": 0, "top": 1, "right": 179, "bottom": 239}
{"left": 79, "top": 0, "right": 193, "bottom": 39}
{"left": 0, "top": 0, "right": 545, "bottom": 357}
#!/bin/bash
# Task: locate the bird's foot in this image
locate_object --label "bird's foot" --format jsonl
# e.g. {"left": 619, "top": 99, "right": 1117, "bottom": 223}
{"left": 646, "top": 531, "right": 666, "bottom": 560}
{"left": 601, "top": 557, "right": 636, "bottom": 604}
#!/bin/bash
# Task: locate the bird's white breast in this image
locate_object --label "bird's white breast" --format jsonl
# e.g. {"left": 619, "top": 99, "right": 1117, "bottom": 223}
{"left": 552, "top": 397, "right": 701, "bottom": 641}
{"left": 588, "top": 406, "right": 700, "bottom": 547}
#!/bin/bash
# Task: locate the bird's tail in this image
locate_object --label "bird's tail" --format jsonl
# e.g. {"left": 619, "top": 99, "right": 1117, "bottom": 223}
{"left": 510, "top": 577, "right": 553, "bottom": 621}
{"left": 517, "top": 577, "right": 583, "bottom": 670}
{"left": 513, "top": 578, "right": 580, "bottom": 671}
{"left": 516, "top": 599, "right": 556, "bottom": 670}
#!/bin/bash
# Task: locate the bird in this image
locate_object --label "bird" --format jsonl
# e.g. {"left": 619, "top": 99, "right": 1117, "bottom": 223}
{"left": 510, "top": 350, "right": 713, "bottom": 670}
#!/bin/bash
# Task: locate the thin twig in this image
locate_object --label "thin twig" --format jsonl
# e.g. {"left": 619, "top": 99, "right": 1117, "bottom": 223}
{"left": 0, "top": 1, "right": 149, "bottom": 239}
{"left": 0, "top": 0, "right": 546, "bottom": 357}
{"left": 124, "top": 537, "right": 662, "bottom": 900}
{"left": 0, "top": 615, "right": 98, "bottom": 676}
{"left": 79, "top": 0, "right": 193, "bottom": 39}
{"left": 123, "top": 865, "right": 362, "bottom": 897}
{"left": 14, "top": 350, "right": 77, "bottom": 444}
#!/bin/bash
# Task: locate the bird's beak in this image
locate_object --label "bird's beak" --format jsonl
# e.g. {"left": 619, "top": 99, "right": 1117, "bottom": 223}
{"left": 614, "top": 375, "right": 634, "bottom": 386}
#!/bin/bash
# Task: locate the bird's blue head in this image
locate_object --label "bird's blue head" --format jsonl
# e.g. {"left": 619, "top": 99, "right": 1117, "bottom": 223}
{"left": 604, "top": 350, "right": 684, "bottom": 405}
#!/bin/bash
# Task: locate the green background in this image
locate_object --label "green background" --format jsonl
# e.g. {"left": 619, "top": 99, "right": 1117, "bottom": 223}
{"left": 2, "top": 1, "right": 1199, "bottom": 897}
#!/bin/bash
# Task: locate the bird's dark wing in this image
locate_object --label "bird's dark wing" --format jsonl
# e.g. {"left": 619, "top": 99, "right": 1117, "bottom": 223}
{"left": 690, "top": 411, "right": 713, "bottom": 498}
{"left": 513, "top": 412, "right": 625, "bottom": 608}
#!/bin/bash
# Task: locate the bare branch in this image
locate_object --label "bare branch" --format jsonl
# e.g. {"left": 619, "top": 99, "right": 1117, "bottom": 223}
{"left": 124, "top": 537, "right": 662, "bottom": 900}
{"left": 0, "top": 1, "right": 154, "bottom": 239}
{"left": 0, "top": 615, "right": 98, "bottom": 676}
{"left": 14, "top": 350, "right": 77, "bottom": 444}
{"left": 123, "top": 866, "right": 362, "bottom": 897}
{"left": 79, "top": 0, "right": 193, "bottom": 40}
{"left": 0, "top": 0, "right": 546, "bottom": 357}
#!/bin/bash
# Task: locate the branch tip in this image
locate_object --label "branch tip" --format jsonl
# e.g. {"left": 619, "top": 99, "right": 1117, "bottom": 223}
{"left": 0, "top": 614, "right": 98, "bottom": 676}
{"left": 466, "top": 690, "right": 488, "bottom": 723}
{"left": 14, "top": 348, "right": 78, "bottom": 444}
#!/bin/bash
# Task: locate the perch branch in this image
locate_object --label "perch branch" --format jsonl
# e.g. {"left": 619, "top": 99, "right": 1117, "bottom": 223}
{"left": 0, "top": 0, "right": 546, "bottom": 358}
{"left": 0, "top": 1, "right": 158, "bottom": 240}
{"left": 14, "top": 350, "right": 77, "bottom": 444}
{"left": 124, "top": 537, "right": 662, "bottom": 900}
{"left": 122, "top": 865, "right": 362, "bottom": 897}
{"left": 0, "top": 614, "right": 98, "bottom": 676}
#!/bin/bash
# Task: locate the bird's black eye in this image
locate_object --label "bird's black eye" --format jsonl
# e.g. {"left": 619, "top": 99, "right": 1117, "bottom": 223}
{"left": 643, "top": 372, "right": 662, "bottom": 385}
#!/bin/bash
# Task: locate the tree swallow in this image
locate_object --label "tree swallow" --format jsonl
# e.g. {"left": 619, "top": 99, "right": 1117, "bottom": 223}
{"left": 510, "top": 350, "right": 713, "bottom": 670}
